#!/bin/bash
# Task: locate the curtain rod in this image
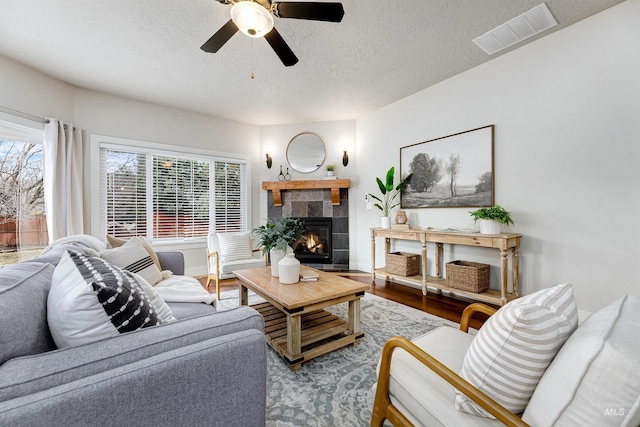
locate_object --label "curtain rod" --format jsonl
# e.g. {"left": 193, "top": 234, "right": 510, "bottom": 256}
{"left": 0, "top": 106, "right": 49, "bottom": 123}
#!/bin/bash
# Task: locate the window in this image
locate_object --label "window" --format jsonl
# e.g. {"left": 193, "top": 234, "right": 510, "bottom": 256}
{"left": 0, "top": 119, "right": 46, "bottom": 265}
{"left": 99, "top": 142, "right": 247, "bottom": 241}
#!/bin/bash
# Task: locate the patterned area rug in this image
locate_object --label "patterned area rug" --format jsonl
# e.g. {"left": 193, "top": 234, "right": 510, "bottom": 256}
{"left": 217, "top": 289, "right": 457, "bottom": 426}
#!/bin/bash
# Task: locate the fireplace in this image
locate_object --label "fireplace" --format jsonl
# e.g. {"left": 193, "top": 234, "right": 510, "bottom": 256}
{"left": 292, "top": 217, "right": 332, "bottom": 264}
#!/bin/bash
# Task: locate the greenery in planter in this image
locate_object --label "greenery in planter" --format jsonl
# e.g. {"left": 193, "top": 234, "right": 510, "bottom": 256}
{"left": 469, "top": 205, "right": 514, "bottom": 225}
{"left": 253, "top": 217, "right": 305, "bottom": 255}
{"left": 325, "top": 164, "right": 336, "bottom": 171}
{"left": 370, "top": 166, "right": 413, "bottom": 217}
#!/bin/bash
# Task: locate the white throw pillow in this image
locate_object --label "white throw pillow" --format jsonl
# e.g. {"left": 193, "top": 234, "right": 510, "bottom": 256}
{"left": 130, "top": 272, "right": 176, "bottom": 323}
{"left": 106, "top": 234, "right": 162, "bottom": 270}
{"left": 47, "top": 251, "right": 165, "bottom": 348}
{"left": 217, "top": 232, "right": 253, "bottom": 263}
{"left": 455, "top": 283, "right": 578, "bottom": 417}
{"left": 100, "top": 237, "right": 163, "bottom": 285}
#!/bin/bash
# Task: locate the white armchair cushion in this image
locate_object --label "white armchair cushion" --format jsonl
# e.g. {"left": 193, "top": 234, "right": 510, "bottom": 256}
{"left": 216, "top": 232, "right": 253, "bottom": 263}
{"left": 455, "top": 283, "right": 578, "bottom": 418}
{"left": 381, "top": 327, "right": 502, "bottom": 426}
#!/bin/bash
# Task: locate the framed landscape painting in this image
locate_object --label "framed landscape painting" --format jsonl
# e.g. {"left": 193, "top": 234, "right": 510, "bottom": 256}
{"left": 400, "top": 125, "right": 494, "bottom": 208}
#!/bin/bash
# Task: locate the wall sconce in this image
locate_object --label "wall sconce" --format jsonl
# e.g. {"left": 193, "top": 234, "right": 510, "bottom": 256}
{"left": 342, "top": 150, "right": 349, "bottom": 167}
{"left": 266, "top": 153, "right": 273, "bottom": 169}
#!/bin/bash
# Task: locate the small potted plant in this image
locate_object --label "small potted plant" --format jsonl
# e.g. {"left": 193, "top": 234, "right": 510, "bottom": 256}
{"left": 370, "top": 166, "right": 412, "bottom": 228}
{"left": 325, "top": 164, "right": 336, "bottom": 177}
{"left": 469, "top": 205, "right": 514, "bottom": 234}
{"left": 253, "top": 217, "right": 305, "bottom": 276}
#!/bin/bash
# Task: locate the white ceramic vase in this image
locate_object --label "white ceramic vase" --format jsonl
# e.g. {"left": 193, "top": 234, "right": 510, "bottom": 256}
{"left": 478, "top": 219, "right": 501, "bottom": 234}
{"left": 381, "top": 216, "right": 391, "bottom": 229}
{"left": 278, "top": 253, "right": 300, "bottom": 284}
{"left": 270, "top": 246, "right": 293, "bottom": 276}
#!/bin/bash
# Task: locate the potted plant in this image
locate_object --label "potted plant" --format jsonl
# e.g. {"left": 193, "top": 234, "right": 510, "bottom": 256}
{"left": 253, "top": 217, "right": 305, "bottom": 276}
{"left": 370, "top": 166, "right": 412, "bottom": 228}
{"left": 325, "top": 164, "right": 336, "bottom": 177}
{"left": 469, "top": 205, "right": 514, "bottom": 234}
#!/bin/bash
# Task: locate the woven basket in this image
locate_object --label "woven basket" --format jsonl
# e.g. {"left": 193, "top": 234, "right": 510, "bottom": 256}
{"left": 385, "top": 252, "right": 419, "bottom": 276}
{"left": 446, "top": 260, "right": 490, "bottom": 293}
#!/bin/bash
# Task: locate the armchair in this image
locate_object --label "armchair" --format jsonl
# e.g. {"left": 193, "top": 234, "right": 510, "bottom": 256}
{"left": 370, "top": 303, "right": 525, "bottom": 427}
{"left": 372, "top": 290, "right": 640, "bottom": 427}
{"left": 206, "top": 231, "right": 265, "bottom": 299}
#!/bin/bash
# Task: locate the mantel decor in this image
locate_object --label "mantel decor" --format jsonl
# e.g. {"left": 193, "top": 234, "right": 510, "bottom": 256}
{"left": 400, "top": 125, "right": 494, "bottom": 208}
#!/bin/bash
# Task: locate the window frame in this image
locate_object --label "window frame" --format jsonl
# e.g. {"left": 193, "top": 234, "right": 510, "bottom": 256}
{"left": 90, "top": 134, "right": 251, "bottom": 249}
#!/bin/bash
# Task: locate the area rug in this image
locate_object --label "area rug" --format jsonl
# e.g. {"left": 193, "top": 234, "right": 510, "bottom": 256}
{"left": 217, "top": 290, "right": 457, "bottom": 427}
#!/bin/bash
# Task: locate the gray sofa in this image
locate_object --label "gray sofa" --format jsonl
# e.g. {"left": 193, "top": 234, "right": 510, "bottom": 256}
{"left": 0, "top": 243, "right": 267, "bottom": 426}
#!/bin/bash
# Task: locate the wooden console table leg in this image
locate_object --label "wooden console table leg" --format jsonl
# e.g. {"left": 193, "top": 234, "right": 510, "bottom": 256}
{"left": 370, "top": 230, "right": 376, "bottom": 283}
{"left": 287, "top": 315, "right": 302, "bottom": 356}
{"left": 512, "top": 247, "right": 520, "bottom": 297}
{"left": 421, "top": 238, "right": 428, "bottom": 296}
{"left": 500, "top": 250, "right": 508, "bottom": 305}
{"left": 384, "top": 237, "right": 391, "bottom": 280}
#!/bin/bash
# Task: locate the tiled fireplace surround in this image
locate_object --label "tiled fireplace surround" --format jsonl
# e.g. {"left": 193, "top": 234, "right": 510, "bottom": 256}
{"left": 266, "top": 188, "right": 349, "bottom": 270}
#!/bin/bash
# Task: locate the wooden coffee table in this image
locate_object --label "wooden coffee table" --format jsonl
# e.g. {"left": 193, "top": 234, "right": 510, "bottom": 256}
{"left": 233, "top": 266, "right": 368, "bottom": 370}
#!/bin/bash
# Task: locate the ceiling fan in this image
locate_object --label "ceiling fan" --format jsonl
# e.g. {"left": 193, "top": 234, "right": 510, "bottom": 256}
{"left": 200, "top": 0, "right": 345, "bottom": 67}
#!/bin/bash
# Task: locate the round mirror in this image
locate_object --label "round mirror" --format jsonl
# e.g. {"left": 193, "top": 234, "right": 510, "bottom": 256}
{"left": 286, "top": 132, "right": 326, "bottom": 173}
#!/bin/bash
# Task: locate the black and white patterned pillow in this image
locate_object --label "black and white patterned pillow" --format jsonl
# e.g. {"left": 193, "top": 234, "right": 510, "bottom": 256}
{"left": 47, "top": 250, "right": 164, "bottom": 348}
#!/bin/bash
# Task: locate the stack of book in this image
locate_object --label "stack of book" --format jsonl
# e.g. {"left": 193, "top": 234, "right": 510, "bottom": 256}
{"left": 299, "top": 270, "right": 320, "bottom": 282}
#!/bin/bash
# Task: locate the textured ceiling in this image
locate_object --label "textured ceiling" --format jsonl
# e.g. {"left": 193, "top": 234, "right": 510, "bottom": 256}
{"left": 0, "top": 0, "right": 623, "bottom": 126}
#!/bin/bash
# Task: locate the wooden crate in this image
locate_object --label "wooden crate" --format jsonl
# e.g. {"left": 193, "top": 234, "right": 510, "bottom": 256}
{"left": 446, "top": 260, "right": 490, "bottom": 293}
{"left": 385, "top": 252, "right": 419, "bottom": 276}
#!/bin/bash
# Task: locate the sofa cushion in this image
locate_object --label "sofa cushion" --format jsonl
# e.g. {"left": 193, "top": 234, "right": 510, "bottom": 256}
{"left": 100, "top": 237, "right": 163, "bottom": 285}
{"left": 47, "top": 251, "right": 165, "bottom": 348}
{"left": 0, "top": 262, "right": 57, "bottom": 364}
{"left": 216, "top": 232, "right": 253, "bottom": 263}
{"left": 456, "top": 283, "right": 578, "bottom": 418}
{"left": 523, "top": 295, "right": 640, "bottom": 426}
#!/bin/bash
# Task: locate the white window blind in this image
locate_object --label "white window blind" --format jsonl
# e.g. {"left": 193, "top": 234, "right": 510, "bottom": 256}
{"left": 100, "top": 145, "right": 247, "bottom": 241}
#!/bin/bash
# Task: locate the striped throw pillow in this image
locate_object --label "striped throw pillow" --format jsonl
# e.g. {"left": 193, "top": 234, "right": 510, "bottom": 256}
{"left": 455, "top": 283, "right": 578, "bottom": 418}
{"left": 100, "top": 237, "right": 163, "bottom": 285}
{"left": 217, "top": 232, "right": 253, "bottom": 263}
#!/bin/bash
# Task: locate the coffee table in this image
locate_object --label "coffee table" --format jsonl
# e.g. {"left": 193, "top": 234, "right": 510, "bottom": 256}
{"left": 233, "top": 266, "right": 369, "bottom": 370}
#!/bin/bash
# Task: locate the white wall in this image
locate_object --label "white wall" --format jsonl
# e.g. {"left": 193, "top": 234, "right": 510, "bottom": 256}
{"left": 353, "top": 0, "right": 640, "bottom": 313}
{"left": 1, "top": 56, "right": 260, "bottom": 276}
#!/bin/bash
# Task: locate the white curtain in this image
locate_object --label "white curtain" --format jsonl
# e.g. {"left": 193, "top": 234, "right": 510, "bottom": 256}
{"left": 43, "top": 119, "right": 84, "bottom": 241}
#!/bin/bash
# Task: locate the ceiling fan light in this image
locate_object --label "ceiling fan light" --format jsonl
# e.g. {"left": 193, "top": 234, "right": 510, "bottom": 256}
{"left": 230, "top": 1, "right": 274, "bottom": 38}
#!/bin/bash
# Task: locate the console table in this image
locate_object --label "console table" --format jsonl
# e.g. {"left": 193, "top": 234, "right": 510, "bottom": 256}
{"left": 370, "top": 228, "right": 522, "bottom": 306}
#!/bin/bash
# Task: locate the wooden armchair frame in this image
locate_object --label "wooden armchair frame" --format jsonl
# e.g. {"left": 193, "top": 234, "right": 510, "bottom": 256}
{"left": 370, "top": 303, "right": 530, "bottom": 427}
{"left": 206, "top": 247, "right": 265, "bottom": 300}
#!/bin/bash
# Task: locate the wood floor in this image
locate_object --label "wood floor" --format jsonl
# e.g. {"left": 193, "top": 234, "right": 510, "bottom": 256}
{"left": 203, "top": 271, "right": 493, "bottom": 330}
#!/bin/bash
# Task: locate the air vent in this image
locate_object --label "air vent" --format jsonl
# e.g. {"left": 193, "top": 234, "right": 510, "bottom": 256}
{"left": 473, "top": 3, "right": 558, "bottom": 55}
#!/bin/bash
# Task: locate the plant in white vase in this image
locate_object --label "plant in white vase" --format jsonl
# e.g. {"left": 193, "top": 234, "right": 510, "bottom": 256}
{"left": 370, "top": 166, "right": 412, "bottom": 228}
{"left": 469, "top": 205, "right": 514, "bottom": 234}
{"left": 253, "top": 217, "right": 305, "bottom": 276}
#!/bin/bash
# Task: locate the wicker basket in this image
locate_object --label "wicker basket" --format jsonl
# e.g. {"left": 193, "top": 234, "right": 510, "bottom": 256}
{"left": 446, "top": 260, "right": 490, "bottom": 293}
{"left": 385, "top": 252, "right": 420, "bottom": 276}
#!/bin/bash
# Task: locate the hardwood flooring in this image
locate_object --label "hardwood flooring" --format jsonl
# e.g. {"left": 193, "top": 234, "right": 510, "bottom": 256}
{"left": 202, "top": 271, "right": 493, "bottom": 330}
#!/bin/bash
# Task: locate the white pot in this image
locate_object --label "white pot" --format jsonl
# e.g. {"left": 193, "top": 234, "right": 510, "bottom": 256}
{"left": 381, "top": 216, "right": 392, "bottom": 229}
{"left": 269, "top": 246, "right": 293, "bottom": 276}
{"left": 479, "top": 219, "right": 501, "bottom": 234}
{"left": 327, "top": 171, "right": 334, "bottom": 177}
{"left": 278, "top": 253, "right": 300, "bottom": 284}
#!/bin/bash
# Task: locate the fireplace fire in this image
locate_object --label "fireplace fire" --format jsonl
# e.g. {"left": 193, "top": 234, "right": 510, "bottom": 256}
{"left": 292, "top": 217, "right": 332, "bottom": 264}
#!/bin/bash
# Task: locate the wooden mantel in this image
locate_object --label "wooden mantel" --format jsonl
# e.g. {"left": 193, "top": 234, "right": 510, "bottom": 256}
{"left": 262, "top": 179, "right": 351, "bottom": 206}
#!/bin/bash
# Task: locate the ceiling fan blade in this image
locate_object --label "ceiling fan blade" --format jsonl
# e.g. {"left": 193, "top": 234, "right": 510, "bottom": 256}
{"left": 200, "top": 19, "right": 238, "bottom": 53}
{"left": 273, "top": 2, "right": 344, "bottom": 22}
{"left": 264, "top": 28, "right": 298, "bottom": 67}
